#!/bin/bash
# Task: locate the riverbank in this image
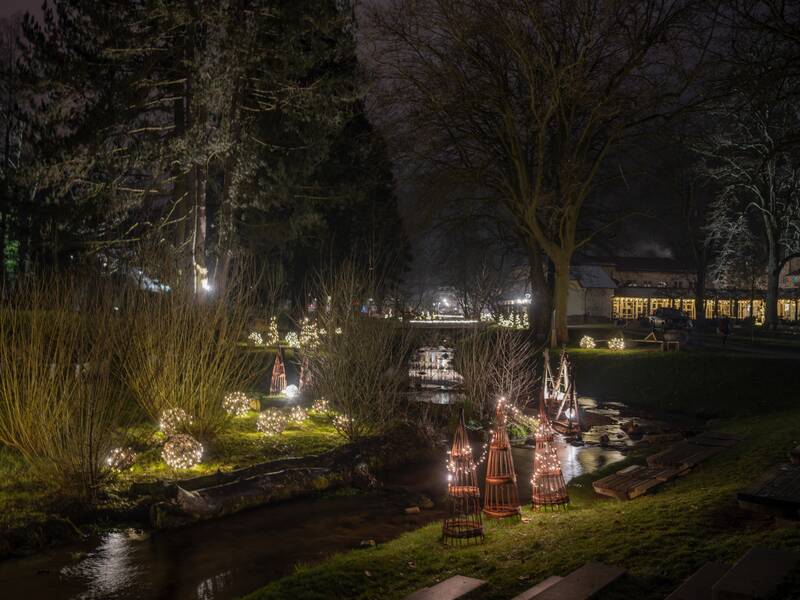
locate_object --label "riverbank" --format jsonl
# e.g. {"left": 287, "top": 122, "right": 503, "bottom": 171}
{"left": 0, "top": 409, "right": 344, "bottom": 558}
{"left": 245, "top": 351, "right": 800, "bottom": 599}
{"left": 246, "top": 409, "right": 800, "bottom": 599}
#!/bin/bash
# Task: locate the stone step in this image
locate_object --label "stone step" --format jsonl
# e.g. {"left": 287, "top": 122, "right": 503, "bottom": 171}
{"left": 404, "top": 575, "right": 486, "bottom": 600}
{"left": 712, "top": 547, "right": 800, "bottom": 600}
{"left": 524, "top": 562, "right": 625, "bottom": 600}
{"left": 666, "top": 562, "right": 730, "bottom": 600}
{"left": 509, "top": 575, "right": 562, "bottom": 600}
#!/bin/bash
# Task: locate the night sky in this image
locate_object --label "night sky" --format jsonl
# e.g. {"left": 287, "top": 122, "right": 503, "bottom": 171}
{"left": 0, "top": 1, "right": 40, "bottom": 19}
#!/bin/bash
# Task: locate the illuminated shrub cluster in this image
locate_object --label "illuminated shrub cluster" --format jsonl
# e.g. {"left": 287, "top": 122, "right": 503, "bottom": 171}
{"left": 159, "top": 407, "right": 193, "bottom": 435}
{"left": 579, "top": 335, "right": 596, "bottom": 349}
{"left": 106, "top": 447, "right": 137, "bottom": 471}
{"left": 223, "top": 392, "right": 251, "bottom": 417}
{"left": 257, "top": 409, "right": 288, "bottom": 436}
{"left": 162, "top": 434, "right": 203, "bottom": 469}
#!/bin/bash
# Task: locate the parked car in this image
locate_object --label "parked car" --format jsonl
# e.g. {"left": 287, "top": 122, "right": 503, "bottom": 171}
{"left": 649, "top": 307, "right": 693, "bottom": 331}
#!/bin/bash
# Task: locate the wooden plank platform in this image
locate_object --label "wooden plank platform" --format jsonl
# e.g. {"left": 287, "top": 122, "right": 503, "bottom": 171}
{"left": 530, "top": 562, "right": 625, "bottom": 600}
{"left": 404, "top": 575, "right": 486, "bottom": 600}
{"left": 666, "top": 562, "right": 730, "bottom": 600}
{"left": 593, "top": 465, "right": 681, "bottom": 500}
{"left": 509, "top": 575, "right": 562, "bottom": 600}
{"left": 712, "top": 547, "right": 800, "bottom": 600}
{"left": 647, "top": 441, "right": 725, "bottom": 470}
{"left": 737, "top": 463, "right": 800, "bottom": 520}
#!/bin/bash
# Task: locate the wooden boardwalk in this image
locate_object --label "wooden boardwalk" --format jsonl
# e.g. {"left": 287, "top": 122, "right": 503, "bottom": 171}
{"left": 738, "top": 463, "right": 800, "bottom": 520}
{"left": 594, "top": 432, "right": 741, "bottom": 501}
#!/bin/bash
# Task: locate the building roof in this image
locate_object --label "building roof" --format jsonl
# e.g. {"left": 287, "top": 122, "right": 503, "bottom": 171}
{"left": 570, "top": 265, "right": 617, "bottom": 289}
{"left": 574, "top": 256, "right": 694, "bottom": 273}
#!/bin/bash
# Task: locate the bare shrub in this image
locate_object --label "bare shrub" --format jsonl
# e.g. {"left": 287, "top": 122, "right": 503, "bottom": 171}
{"left": 0, "top": 274, "right": 131, "bottom": 500}
{"left": 122, "top": 274, "right": 256, "bottom": 441}
{"left": 307, "top": 263, "right": 413, "bottom": 442}
{"left": 454, "top": 328, "right": 536, "bottom": 423}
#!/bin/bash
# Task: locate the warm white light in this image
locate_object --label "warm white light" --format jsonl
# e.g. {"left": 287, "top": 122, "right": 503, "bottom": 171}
{"left": 106, "top": 447, "right": 137, "bottom": 471}
{"left": 162, "top": 434, "right": 203, "bottom": 469}
{"left": 257, "top": 409, "right": 287, "bottom": 436}
{"left": 201, "top": 278, "right": 213, "bottom": 292}
{"left": 608, "top": 337, "right": 625, "bottom": 351}
{"left": 223, "top": 392, "right": 251, "bottom": 417}
{"left": 159, "top": 407, "right": 192, "bottom": 436}
{"left": 580, "top": 335, "right": 596, "bottom": 349}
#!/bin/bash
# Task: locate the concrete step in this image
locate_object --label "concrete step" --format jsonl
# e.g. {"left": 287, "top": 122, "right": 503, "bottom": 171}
{"left": 666, "top": 562, "right": 730, "bottom": 600}
{"left": 404, "top": 575, "right": 486, "bottom": 600}
{"left": 712, "top": 547, "right": 800, "bottom": 600}
{"left": 509, "top": 575, "right": 562, "bottom": 600}
{"left": 524, "top": 562, "right": 625, "bottom": 600}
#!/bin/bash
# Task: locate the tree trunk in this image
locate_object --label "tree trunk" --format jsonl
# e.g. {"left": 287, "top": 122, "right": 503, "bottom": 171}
{"left": 694, "top": 265, "right": 706, "bottom": 326}
{"left": 765, "top": 248, "right": 779, "bottom": 329}
{"left": 192, "top": 164, "right": 207, "bottom": 293}
{"left": 552, "top": 256, "right": 570, "bottom": 346}
{"left": 525, "top": 239, "right": 550, "bottom": 340}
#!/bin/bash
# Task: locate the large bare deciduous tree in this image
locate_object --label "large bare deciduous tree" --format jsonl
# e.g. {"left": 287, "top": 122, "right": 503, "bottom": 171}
{"left": 366, "top": 0, "right": 703, "bottom": 343}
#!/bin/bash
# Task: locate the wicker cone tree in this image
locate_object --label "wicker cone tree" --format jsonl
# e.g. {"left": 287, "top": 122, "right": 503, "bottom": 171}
{"left": 483, "top": 397, "right": 521, "bottom": 520}
{"left": 442, "top": 412, "right": 484, "bottom": 545}
{"left": 270, "top": 348, "right": 287, "bottom": 394}
{"left": 531, "top": 389, "right": 570, "bottom": 510}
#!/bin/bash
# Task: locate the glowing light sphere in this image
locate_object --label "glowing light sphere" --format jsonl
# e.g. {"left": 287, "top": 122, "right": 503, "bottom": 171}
{"left": 283, "top": 384, "right": 300, "bottom": 399}
{"left": 223, "top": 392, "right": 251, "bottom": 417}
{"left": 248, "top": 331, "right": 264, "bottom": 345}
{"left": 257, "top": 409, "right": 288, "bottom": 436}
{"left": 289, "top": 406, "right": 308, "bottom": 423}
{"left": 608, "top": 336, "right": 625, "bottom": 351}
{"left": 162, "top": 434, "right": 203, "bottom": 469}
{"left": 159, "top": 407, "right": 193, "bottom": 436}
{"left": 106, "top": 447, "right": 137, "bottom": 471}
{"left": 580, "top": 335, "right": 596, "bottom": 349}
{"left": 311, "top": 397, "right": 330, "bottom": 413}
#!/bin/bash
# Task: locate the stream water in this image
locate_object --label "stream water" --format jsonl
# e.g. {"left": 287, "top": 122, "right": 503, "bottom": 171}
{"left": 0, "top": 397, "right": 652, "bottom": 600}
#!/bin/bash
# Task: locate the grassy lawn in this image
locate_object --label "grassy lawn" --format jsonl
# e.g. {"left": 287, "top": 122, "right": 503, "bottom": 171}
{"left": 247, "top": 412, "right": 800, "bottom": 600}
{"left": 246, "top": 351, "right": 800, "bottom": 599}
{"left": 0, "top": 408, "right": 342, "bottom": 531}
{"left": 569, "top": 349, "right": 800, "bottom": 419}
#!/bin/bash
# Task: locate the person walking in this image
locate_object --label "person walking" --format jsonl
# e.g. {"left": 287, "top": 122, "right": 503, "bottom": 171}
{"left": 719, "top": 316, "right": 732, "bottom": 346}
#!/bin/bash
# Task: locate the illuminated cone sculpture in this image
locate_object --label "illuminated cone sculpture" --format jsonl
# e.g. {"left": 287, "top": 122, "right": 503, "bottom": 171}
{"left": 483, "top": 398, "right": 521, "bottom": 520}
{"left": 553, "top": 359, "right": 581, "bottom": 436}
{"left": 531, "top": 389, "right": 569, "bottom": 509}
{"left": 270, "top": 348, "right": 287, "bottom": 394}
{"left": 442, "top": 412, "right": 484, "bottom": 545}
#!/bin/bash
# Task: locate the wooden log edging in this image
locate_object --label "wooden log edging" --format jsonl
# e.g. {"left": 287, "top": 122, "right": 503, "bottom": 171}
{"left": 148, "top": 430, "right": 437, "bottom": 529}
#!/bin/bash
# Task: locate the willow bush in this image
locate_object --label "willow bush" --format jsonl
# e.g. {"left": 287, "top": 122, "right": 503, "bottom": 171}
{"left": 307, "top": 264, "right": 413, "bottom": 442}
{"left": 0, "top": 275, "right": 131, "bottom": 500}
{"left": 122, "top": 276, "right": 256, "bottom": 441}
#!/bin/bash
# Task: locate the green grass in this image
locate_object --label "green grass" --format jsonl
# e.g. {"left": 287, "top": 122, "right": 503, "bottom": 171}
{"left": 246, "top": 408, "right": 800, "bottom": 600}
{"left": 569, "top": 349, "right": 800, "bottom": 419}
{"left": 0, "top": 409, "right": 343, "bottom": 529}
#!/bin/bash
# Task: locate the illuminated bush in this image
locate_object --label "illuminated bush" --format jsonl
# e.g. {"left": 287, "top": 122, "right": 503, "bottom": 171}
{"left": 162, "top": 434, "right": 203, "bottom": 469}
{"left": 311, "top": 397, "right": 330, "bottom": 414}
{"left": 579, "top": 335, "right": 596, "bottom": 349}
{"left": 608, "top": 337, "right": 625, "bottom": 351}
{"left": 106, "top": 447, "right": 137, "bottom": 471}
{"left": 248, "top": 331, "right": 264, "bottom": 345}
{"left": 159, "top": 407, "right": 193, "bottom": 435}
{"left": 289, "top": 406, "right": 308, "bottom": 423}
{"left": 223, "top": 392, "right": 251, "bottom": 417}
{"left": 284, "top": 331, "right": 300, "bottom": 348}
{"left": 257, "top": 409, "right": 287, "bottom": 436}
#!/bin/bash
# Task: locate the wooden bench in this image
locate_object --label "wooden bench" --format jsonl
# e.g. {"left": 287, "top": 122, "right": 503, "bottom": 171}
{"left": 712, "top": 547, "right": 800, "bottom": 599}
{"left": 511, "top": 562, "right": 625, "bottom": 600}
{"left": 404, "top": 575, "right": 486, "bottom": 600}
{"left": 738, "top": 463, "right": 800, "bottom": 520}
{"left": 666, "top": 562, "right": 730, "bottom": 600}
